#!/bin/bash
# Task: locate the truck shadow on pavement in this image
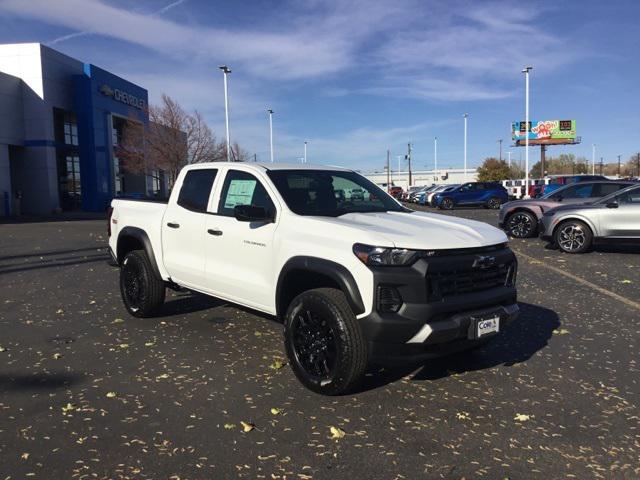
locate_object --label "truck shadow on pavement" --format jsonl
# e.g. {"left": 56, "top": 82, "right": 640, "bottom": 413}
{"left": 0, "top": 373, "right": 83, "bottom": 393}
{"left": 358, "top": 302, "right": 559, "bottom": 392}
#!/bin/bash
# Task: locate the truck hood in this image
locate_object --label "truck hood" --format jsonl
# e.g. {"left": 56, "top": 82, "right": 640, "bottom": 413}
{"left": 323, "top": 211, "right": 508, "bottom": 250}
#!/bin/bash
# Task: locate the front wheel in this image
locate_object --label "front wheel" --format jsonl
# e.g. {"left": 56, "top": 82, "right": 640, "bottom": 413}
{"left": 487, "top": 197, "right": 502, "bottom": 209}
{"left": 554, "top": 220, "right": 593, "bottom": 254}
{"left": 439, "top": 197, "right": 454, "bottom": 210}
{"left": 119, "top": 250, "right": 166, "bottom": 317}
{"left": 506, "top": 211, "right": 538, "bottom": 238}
{"left": 284, "top": 288, "right": 368, "bottom": 395}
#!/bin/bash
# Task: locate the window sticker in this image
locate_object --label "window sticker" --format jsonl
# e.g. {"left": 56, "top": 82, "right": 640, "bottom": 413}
{"left": 224, "top": 179, "right": 257, "bottom": 208}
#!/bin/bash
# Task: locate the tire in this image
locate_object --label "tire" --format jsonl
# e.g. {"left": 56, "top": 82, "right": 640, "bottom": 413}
{"left": 505, "top": 210, "right": 538, "bottom": 238}
{"left": 284, "top": 288, "right": 368, "bottom": 395}
{"left": 119, "top": 250, "right": 166, "bottom": 317}
{"left": 487, "top": 197, "right": 502, "bottom": 209}
{"left": 554, "top": 220, "right": 593, "bottom": 254}
{"left": 439, "top": 197, "right": 454, "bottom": 210}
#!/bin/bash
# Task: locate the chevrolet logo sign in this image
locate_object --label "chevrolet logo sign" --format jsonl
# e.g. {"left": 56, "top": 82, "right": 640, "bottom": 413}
{"left": 473, "top": 255, "right": 496, "bottom": 269}
{"left": 99, "top": 84, "right": 114, "bottom": 97}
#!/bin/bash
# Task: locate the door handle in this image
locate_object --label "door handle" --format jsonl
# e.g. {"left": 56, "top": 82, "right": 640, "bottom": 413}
{"left": 207, "top": 229, "right": 223, "bottom": 236}
{"left": 167, "top": 222, "right": 180, "bottom": 229}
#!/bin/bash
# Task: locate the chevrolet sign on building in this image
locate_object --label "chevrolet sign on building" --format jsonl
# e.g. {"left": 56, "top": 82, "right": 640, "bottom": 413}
{"left": 100, "top": 84, "right": 146, "bottom": 109}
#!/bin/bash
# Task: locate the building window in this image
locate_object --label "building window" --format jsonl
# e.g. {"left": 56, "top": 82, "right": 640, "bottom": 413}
{"left": 57, "top": 154, "right": 81, "bottom": 210}
{"left": 54, "top": 109, "right": 79, "bottom": 146}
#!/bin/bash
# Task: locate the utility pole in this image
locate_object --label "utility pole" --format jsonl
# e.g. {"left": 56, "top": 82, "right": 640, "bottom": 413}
{"left": 618, "top": 155, "right": 621, "bottom": 176}
{"left": 522, "top": 66, "right": 532, "bottom": 197}
{"left": 498, "top": 139, "right": 503, "bottom": 162}
{"left": 303, "top": 141, "right": 307, "bottom": 164}
{"left": 599, "top": 157, "right": 604, "bottom": 175}
{"left": 219, "top": 65, "right": 232, "bottom": 162}
{"left": 406, "top": 143, "right": 413, "bottom": 188}
{"left": 591, "top": 144, "right": 596, "bottom": 175}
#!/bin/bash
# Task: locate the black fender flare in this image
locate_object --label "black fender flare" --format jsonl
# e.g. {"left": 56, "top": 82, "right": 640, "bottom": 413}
{"left": 276, "top": 256, "right": 365, "bottom": 317}
{"left": 116, "top": 226, "right": 162, "bottom": 279}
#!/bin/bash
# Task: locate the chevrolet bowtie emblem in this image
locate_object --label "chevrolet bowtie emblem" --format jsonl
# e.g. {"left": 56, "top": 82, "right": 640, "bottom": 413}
{"left": 473, "top": 255, "right": 496, "bottom": 269}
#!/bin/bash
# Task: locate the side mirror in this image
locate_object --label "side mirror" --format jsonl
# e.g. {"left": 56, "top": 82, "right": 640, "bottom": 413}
{"left": 606, "top": 201, "right": 619, "bottom": 209}
{"left": 234, "top": 205, "right": 271, "bottom": 222}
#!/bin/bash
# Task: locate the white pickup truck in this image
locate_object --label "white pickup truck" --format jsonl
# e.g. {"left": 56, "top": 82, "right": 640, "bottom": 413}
{"left": 108, "top": 162, "right": 518, "bottom": 395}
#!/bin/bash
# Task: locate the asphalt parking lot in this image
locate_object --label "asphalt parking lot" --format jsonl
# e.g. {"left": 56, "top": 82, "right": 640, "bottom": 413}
{"left": 1, "top": 210, "right": 639, "bottom": 480}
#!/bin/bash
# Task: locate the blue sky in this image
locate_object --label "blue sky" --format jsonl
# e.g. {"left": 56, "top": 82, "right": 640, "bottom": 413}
{"left": 1, "top": 0, "right": 639, "bottom": 172}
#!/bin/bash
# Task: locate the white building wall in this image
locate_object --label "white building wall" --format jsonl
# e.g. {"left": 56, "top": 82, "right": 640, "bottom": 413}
{"left": 363, "top": 168, "right": 478, "bottom": 189}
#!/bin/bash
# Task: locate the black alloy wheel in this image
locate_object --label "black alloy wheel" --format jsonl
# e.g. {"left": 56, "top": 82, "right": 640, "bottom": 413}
{"left": 284, "top": 288, "right": 368, "bottom": 395}
{"left": 119, "top": 250, "right": 166, "bottom": 317}
{"left": 506, "top": 211, "right": 537, "bottom": 238}
{"left": 440, "top": 197, "right": 454, "bottom": 210}
{"left": 487, "top": 197, "right": 502, "bottom": 209}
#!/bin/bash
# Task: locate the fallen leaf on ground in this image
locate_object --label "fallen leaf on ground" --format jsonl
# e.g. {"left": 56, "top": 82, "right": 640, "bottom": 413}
{"left": 0, "top": 346, "right": 6, "bottom": 352}
{"left": 620, "top": 279, "right": 632, "bottom": 284}
{"left": 62, "top": 403, "right": 76, "bottom": 414}
{"left": 269, "top": 359, "right": 286, "bottom": 370}
{"left": 118, "top": 343, "right": 129, "bottom": 349}
{"left": 106, "top": 391, "right": 117, "bottom": 398}
{"left": 553, "top": 328, "right": 570, "bottom": 335}
{"left": 223, "top": 423, "right": 236, "bottom": 430}
{"left": 456, "top": 412, "right": 470, "bottom": 420}
{"left": 329, "top": 426, "right": 346, "bottom": 439}
{"left": 56, "top": 309, "right": 64, "bottom": 314}
{"left": 270, "top": 408, "right": 281, "bottom": 415}
{"left": 514, "top": 413, "right": 531, "bottom": 422}
{"left": 112, "top": 318, "right": 124, "bottom": 324}
{"left": 21, "top": 453, "right": 29, "bottom": 460}
{"left": 240, "top": 421, "right": 255, "bottom": 433}
{"left": 52, "top": 353, "right": 63, "bottom": 360}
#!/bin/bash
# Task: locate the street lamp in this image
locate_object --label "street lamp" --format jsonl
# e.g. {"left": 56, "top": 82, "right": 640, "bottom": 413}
{"left": 522, "top": 66, "right": 533, "bottom": 198}
{"left": 434, "top": 136, "right": 438, "bottom": 181}
{"left": 592, "top": 143, "right": 596, "bottom": 175}
{"left": 463, "top": 113, "right": 468, "bottom": 182}
{"left": 219, "top": 65, "right": 232, "bottom": 162}
{"left": 267, "top": 109, "right": 274, "bottom": 163}
{"left": 304, "top": 141, "right": 307, "bottom": 164}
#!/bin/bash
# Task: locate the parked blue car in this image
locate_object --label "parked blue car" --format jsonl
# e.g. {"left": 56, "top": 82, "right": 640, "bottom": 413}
{"left": 432, "top": 182, "right": 509, "bottom": 210}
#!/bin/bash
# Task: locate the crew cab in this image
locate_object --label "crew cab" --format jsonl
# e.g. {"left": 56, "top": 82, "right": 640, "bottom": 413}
{"left": 108, "top": 163, "right": 519, "bottom": 395}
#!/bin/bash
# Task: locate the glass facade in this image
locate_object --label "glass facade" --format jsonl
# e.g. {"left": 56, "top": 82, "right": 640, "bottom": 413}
{"left": 111, "top": 116, "right": 126, "bottom": 195}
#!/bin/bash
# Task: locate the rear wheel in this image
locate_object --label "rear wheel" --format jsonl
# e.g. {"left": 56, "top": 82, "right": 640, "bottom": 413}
{"left": 554, "top": 220, "right": 593, "bottom": 254}
{"left": 119, "top": 250, "right": 166, "bottom": 317}
{"left": 284, "top": 288, "right": 368, "bottom": 395}
{"left": 439, "top": 197, "right": 454, "bottom": 210}
{"left": 487, "top": 197, "right": 502, "bottom": 209}
{"left": 506, "top": 211, "right": 538, "bottom": 238}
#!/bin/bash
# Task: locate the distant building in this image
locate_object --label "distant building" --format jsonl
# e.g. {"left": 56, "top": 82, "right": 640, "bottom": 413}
{"left": 363, "top": 168, "right": 478, "bottom": 189}
{"left": 0, "top": 43, "right": 168, "bottom": 217}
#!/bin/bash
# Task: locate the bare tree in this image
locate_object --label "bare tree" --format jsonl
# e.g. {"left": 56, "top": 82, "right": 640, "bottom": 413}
{"left": 231, "top": 142, "right": 252, "bottom": 162}
{"left": 118, "top": 94, "right": 241, "bottom": 188}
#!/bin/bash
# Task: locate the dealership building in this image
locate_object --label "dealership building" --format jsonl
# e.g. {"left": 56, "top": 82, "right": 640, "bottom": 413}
{"left": 0, "top": 43, "right": 166, "bottom": 217}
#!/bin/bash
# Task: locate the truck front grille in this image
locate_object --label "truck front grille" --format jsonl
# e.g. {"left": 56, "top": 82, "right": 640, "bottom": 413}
{"left": 426, "top": 262, "right": 514, "bottom": 300}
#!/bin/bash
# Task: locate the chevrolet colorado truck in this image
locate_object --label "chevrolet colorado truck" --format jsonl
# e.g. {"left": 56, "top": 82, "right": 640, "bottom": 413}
{"left": 108, "top": 163, "right": 518, "bottom": 395}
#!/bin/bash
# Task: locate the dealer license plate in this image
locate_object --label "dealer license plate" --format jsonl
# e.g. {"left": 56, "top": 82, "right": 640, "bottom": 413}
{"left": 476, "top": 316, "right": 500, "bottom": 337}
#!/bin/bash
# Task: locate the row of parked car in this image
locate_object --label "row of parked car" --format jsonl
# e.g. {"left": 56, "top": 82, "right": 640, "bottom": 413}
{"left": 400, "top": 176, "right": 640, "bottom": 254}
{"left": 403, "top": 182, "right": 510, "bottom": 210}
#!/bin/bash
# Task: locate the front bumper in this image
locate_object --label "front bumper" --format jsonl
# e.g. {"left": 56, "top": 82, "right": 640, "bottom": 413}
{"left": 359, "top": 245, "right": 518, "bottom": 363}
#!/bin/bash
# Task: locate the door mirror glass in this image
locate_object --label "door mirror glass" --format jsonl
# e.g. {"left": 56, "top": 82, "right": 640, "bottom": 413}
{"left": 234, "top": 205, "right": 270, "bottom": 222}
{"left": 606, "top": 201, "right": 619, "bottom": 209}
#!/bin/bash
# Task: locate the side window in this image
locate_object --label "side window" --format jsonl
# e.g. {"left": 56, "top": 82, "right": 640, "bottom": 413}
{"left": 554, "top": 185, "right": 576, "bottom": 198}
{"left": 573, "top": 183, "right": 593, "bottom": 198}
{"left": 617, "top": 188, "right": 640, "bottom": 204}
{"left": 460, "top": 183, "right": 474, "bottom": 192}
{"left": 177, "top": 169, "right": 217, "bottom": 212}
{"left": 218, "top": 170, "right": 276, "bottom": 218}
{"left": 594, "top": 183, "right": 628, "bottom": 197}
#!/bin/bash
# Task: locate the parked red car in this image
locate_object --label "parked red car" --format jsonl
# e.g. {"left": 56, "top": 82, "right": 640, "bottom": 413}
{"left": 388, "top": 186, "right": 403, "bottom": 199}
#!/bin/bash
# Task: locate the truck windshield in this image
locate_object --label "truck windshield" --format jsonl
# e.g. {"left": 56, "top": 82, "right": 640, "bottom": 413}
{"left": 267, "top": 170, "right": 408, "bottom": 217}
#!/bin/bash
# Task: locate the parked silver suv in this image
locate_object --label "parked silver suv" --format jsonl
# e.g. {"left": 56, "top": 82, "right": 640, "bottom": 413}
{"left": 540, "top": 184, "right": 640, "bottom": 253}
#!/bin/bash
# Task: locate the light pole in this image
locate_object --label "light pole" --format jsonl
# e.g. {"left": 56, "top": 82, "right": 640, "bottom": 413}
{"left": 508, "top": 151, "right": 512, "bottom": 169}
{"left": 463, "top": 113, "right": 468, "bottom": 182}
{"left": 219, "top": 65, "right": 231, "bottom": 161}
{"left": 434, "top": 136, "right": 438, "bottom": 181}
{"left": 498, "top": 139, "right": 503, "bottom": 162}
{"left": 304, "top": 141, "right": 307, "bottom": 164}
{"left": 267, "top": 109, "right": 274, "bottom": 163}
{"left": 522, "top": 66, "right": 532, "bottom": 198}
{"left": 591, "top": 144, "right": 596, "bottom": 175}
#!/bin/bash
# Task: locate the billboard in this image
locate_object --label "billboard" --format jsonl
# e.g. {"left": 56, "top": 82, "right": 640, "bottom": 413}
{"left": 511, "top": 120, "right": 576, "bottom": 142}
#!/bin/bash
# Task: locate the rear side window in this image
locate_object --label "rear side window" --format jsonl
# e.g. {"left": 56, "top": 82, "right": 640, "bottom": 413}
{"left": 177, "top": 169, "right": 217, "bottom": 212}
{"left": 594, "top": 183, "right": 629, "bottom": 197}
{"left": 218, "top": 170, "right": 276, "bottom": 218}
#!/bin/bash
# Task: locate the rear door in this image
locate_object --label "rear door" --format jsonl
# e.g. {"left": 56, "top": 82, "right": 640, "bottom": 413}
{"left": 205, "top": 168, "right": 280, "bottom": 311}
{"left": 456, "top": 183, "right": 477, "bottom": 204}
{"left": 162, "top": 168, "right": 218, "bottom": 288}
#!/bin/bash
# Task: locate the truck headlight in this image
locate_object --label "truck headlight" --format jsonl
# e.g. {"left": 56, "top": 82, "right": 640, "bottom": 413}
{"left": 353, "top": 243, "right": 419, "bottom": 266}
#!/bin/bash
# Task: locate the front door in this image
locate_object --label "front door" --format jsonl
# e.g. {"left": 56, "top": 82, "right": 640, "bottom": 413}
{"left": 205, "top": 169, "right": 280, "bottom": 312}
{"left": 601, "top": 187, "right": 640, "bottom": 238}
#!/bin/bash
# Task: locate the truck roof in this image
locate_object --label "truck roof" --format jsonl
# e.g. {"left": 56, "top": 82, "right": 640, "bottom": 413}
{"left": 183, "top": 162, "right": 352, "bottom": 172}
